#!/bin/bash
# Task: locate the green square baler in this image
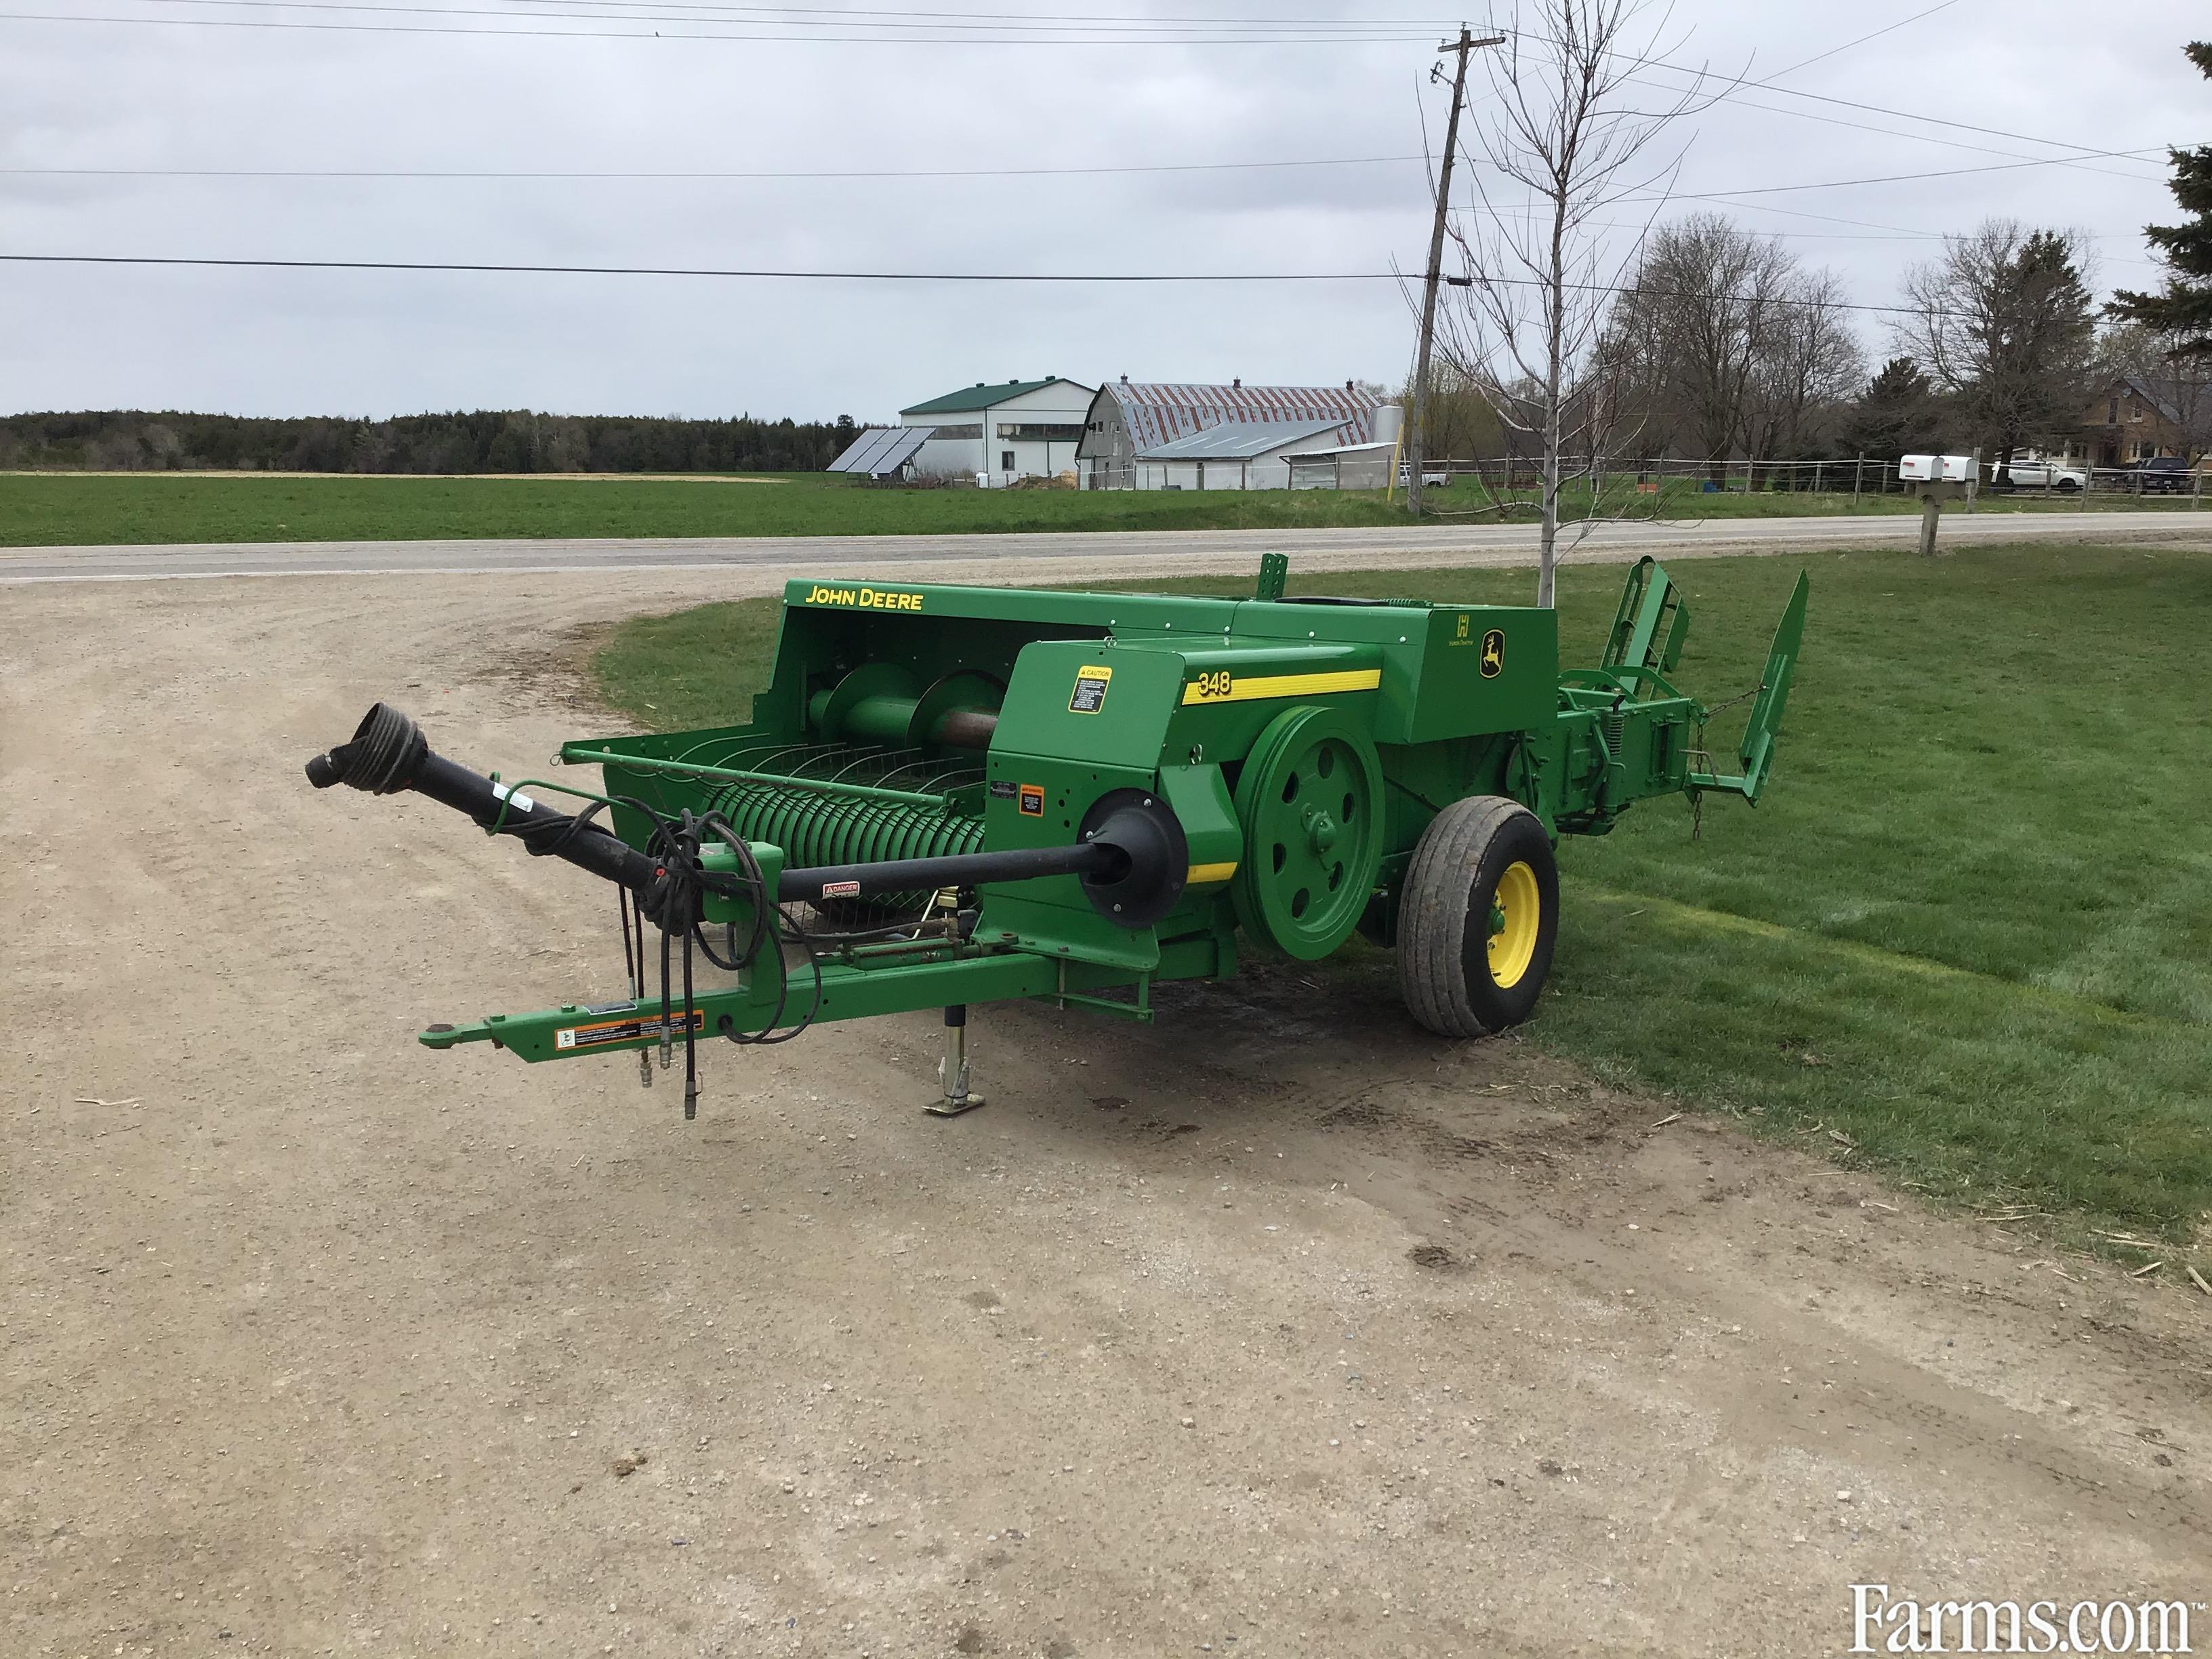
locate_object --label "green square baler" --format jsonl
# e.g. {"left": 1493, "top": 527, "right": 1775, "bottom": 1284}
{"left": 307, "top": 554, "right": 1805, "bottom": 1115}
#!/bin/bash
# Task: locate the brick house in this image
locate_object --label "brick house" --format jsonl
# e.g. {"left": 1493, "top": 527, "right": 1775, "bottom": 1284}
{"left": 2073, "top": 375, "right": 2207, "bottom": 466}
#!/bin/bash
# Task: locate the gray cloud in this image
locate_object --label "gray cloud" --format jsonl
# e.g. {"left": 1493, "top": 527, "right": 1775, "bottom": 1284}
{"left": 0, "top": 1, "right": 2195, "bottom": 421}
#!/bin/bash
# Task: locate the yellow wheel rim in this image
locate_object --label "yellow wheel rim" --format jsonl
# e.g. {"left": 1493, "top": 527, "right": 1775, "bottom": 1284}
{"left": 1487, "top": 860, "right": 1541, "bottom": 988}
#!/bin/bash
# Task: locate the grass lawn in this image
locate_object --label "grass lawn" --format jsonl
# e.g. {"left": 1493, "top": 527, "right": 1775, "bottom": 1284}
{"left": 594, "top": 540, "right": 2212, "bottom": 1246}
{"left": 0, "top": 468, "right": 2197, "bottom": 546}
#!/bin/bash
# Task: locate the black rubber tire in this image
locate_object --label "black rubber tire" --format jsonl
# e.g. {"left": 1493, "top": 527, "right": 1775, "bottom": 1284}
{"left": 1395, "top": 796, "right": 1561, "bottom": 1038}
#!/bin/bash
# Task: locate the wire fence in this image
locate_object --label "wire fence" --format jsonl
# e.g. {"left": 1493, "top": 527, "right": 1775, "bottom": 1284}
{"left": 1079, "top": 454, "right": 2208, "bottom": 503}
{"left": 1421, "top": 455, "right": 2209, "bottom": 505}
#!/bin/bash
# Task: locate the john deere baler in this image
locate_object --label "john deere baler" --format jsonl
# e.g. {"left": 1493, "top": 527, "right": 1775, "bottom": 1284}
{"left": 307, "top": 554, "right": 1805, "bottom": 1115}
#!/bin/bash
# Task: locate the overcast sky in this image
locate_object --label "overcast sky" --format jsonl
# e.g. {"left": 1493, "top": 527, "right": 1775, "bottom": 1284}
{"left": 0, "top": 1, "right": 2199, "bottom": 423}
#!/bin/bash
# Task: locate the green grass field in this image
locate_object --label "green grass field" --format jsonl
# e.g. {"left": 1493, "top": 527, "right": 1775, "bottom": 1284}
{"left": 594, "top": 541, "right": 2212, "bottom": 1246}
{"left": 0, "top": 469, "right": 2194, "bottom": 546}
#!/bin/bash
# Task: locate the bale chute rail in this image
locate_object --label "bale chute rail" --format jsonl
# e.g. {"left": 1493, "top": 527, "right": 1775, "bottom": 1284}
{"left": 306, "top": 554, "right": 1807, "bottom": 1115}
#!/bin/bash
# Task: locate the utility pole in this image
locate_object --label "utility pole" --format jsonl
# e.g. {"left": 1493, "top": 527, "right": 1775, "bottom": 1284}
{"left": 1406, "top": 25, "right": 1501, "bottom": 516}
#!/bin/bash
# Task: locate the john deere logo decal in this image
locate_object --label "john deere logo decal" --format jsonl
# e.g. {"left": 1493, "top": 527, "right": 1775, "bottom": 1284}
{"left": 1479, "top": 629, "right": 1506, "bottom": 678}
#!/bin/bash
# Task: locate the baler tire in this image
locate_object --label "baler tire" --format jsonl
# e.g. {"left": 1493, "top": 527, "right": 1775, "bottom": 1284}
{"left": 1396, "top": 796, "right": 1559, "bottom": 1039}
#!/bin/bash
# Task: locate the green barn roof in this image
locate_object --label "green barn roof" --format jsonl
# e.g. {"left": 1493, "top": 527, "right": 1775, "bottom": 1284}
{"left": 899, "top": 377, "right": 1065, "bottom": 416}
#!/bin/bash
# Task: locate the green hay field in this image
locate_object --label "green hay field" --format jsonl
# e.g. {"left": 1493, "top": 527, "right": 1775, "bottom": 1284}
{"left": 0, "top": 468, "right": 2192, "bottom": 547}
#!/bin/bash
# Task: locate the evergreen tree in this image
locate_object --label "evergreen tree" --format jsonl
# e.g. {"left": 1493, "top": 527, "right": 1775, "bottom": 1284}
{"left": 2109, "top": 42, "right": 2212, "bottom": 358}
{"left": 1837, "top": 356, "right": 1948, "bottom": 458}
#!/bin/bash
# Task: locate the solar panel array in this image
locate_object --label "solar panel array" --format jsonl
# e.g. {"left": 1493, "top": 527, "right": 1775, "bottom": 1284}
{"left": 826, "top": 426, "right": 935, "bottom": 475}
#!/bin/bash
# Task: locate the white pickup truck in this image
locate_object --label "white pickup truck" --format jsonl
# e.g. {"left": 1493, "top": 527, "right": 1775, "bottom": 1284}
{"left": 1984, "top": 456, "right": 2085, "bottom": 491}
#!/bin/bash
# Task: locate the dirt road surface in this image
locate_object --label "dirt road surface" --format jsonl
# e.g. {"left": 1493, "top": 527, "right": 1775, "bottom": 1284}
{"left": 5, "top": 566, "right": 2207, "bottom": 1659}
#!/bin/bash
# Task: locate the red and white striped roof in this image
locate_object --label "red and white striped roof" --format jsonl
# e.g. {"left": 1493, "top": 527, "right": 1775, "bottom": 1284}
{"left": 1099, "top": 382, "right": 1382, "bottom": 452}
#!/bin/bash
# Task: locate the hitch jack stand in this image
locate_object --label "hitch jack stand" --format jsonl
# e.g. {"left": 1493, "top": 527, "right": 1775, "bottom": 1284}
{"left": 927, "top": 1004, "right": 984, "bottom": 1117}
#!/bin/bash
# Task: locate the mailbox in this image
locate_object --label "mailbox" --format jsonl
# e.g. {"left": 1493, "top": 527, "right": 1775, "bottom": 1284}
{"left": 1898, "top": 455, "right": 1974, "bottom": 483}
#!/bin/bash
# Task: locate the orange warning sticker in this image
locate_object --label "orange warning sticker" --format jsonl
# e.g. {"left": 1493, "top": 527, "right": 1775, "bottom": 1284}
{"left": 554, "top": 1007, "right": 705, "bottom": 1050}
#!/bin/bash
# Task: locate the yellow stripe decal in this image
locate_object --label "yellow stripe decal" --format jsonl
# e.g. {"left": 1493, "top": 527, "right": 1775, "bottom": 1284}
{"left": 1185, "top": 861, "right": 1239, "bottom": 884}
{"left": 1180, "top": 668, "right": 1381, "bottom": 705}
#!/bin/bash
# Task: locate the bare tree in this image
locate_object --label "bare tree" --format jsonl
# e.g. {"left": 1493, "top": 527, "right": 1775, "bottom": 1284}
{"left": 1599, "top": 216, "right": 1862, "bottom": 478}
{"left": 1744, "top": 270, "right": 1864, "bottom": 462}
{"left": 1431, "top": 0, "right": 1705, "bottom": 606}
{"left": 1601, "top": 215, "right": 1791, "bottom": 478}
{"left": 1894, "top": 220, "right": 2097, "bottom": 483}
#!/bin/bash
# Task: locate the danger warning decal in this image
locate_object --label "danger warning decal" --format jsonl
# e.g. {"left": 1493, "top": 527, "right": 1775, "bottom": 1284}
{"left": 1068, "top": 663, "right": 1113, "bottom": 714}
{"left": 554, "top": 1008, "right": 705, "bottom": 1050}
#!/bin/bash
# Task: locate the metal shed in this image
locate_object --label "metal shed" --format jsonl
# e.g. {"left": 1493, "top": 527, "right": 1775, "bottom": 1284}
{"left": 1282, "top": 441, "right": 1399, "bottom": 491}
{"left": 1130, "top": 418, "right": 1364, "bottom": 491}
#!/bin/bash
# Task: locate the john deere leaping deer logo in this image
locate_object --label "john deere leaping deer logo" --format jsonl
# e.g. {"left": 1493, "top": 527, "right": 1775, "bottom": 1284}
{"left": 1479, "top": 628, "right": 1506, "bottom": 678}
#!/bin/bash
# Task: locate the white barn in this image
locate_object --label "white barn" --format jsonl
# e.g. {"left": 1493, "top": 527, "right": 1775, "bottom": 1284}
{"left": 897, "top": 377, "right": 1095, "bottom": 487}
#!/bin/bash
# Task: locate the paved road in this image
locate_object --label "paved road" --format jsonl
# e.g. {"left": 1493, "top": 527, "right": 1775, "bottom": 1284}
{"left": 5, "top": 508, "right": 2209, "bottom": 583}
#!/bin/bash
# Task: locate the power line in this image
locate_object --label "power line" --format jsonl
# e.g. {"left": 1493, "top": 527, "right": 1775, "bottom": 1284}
{"left": 1671, "top": 146, "right": 2166, "bottom": 199}
{"left": 414, "top": 0, "right": 1464, "bottom": 23}
{"left": 147, "top": 0, "right": 1437, "bottom": 33}
{"left": 0, "top": 154, "right": 1425, "bottom": 180}
{"left": 3, "top": 0, "right": 2176, "bottom": 185}
{"left": 0, "top": 3, "right": 1437, "bottom": 40}
{"left": 1624, "top": 79, "right": 2165, "bottom": 183}
{"left": 1476, "top": 18, "right": 2167, "bottom": 177}
{"left": 6, "top": 154, "right": 2140, "bottom": 249}
{"left": 7, "top": 143, "right": 2167, "bottom": 199}
{"left": 1624, "top": 54, "right": 2165, "bottom": 167}
{"left": 0, "top": 249, "right": 1991, "bottom": 316}
{"left": 449, "top": 0, "right": 1453, "bottom": 29}
{"left": 1749, "top": 0, "right": 1959, "bottom": 83}
{"left": 0, "top": 253, "right": 1406, "bottom": 280}
{"left": 1619, "top": 81, "right": 2164, "bottom": 182}
{"left": 1460, "top": 145, "right": 2168, "bottom": 228}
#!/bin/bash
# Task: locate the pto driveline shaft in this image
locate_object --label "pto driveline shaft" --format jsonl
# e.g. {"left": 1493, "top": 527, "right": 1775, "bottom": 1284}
{"left": 777, "top": 841, "right": 1118, "bottom": 905}
{"left": 306, "top": 703, "right": 660, "bottom": 894}
{"left": 307, "top": 704, "right": 1126, "bottom": 911}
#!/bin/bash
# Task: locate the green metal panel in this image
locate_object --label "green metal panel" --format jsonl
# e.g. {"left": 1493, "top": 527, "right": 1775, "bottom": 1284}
{"left": 1603, "top": 556, "right": 1690, "bottom": 676}
{"left": 899, "top": 377, "right": 1065, "bottom": 417}
{"left": 1407, "top": 602, "right": 1557, "bottom": 741}
{"left": 1689, "top": 570, "right": 1810, "bottom": 805}
{"left": 1227, "top": 599, "right": 1555, "bottom": 743}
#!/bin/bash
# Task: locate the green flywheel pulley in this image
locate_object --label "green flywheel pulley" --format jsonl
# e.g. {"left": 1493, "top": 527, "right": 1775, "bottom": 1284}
{"left": 1231, "top": 705, "right": 1385, "bottom": 960}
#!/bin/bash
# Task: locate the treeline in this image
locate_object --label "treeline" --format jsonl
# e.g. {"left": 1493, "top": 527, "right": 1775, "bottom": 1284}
{"left": 0, "top": 408, "right": 860, "bottom": 474}
{"left": 1422, "top": 211, "right": 2209, "bottom": 476}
